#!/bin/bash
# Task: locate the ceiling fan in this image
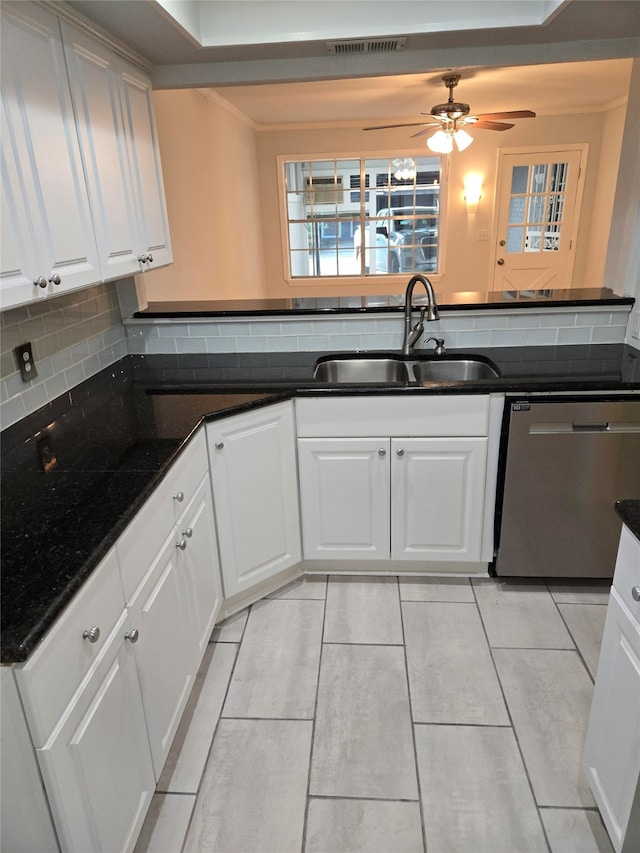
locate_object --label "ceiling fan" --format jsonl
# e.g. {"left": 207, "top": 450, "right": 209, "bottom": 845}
{"left": 363, "top": 73, "right": 536, "bottom": 153}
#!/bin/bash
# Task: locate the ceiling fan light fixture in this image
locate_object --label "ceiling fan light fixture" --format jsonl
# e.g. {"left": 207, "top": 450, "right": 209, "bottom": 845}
{"left": 427, "top": 130, "right": 454, "bottom": 154}
{"left": 453, "top": 128, "right": 474, "bottom": 151}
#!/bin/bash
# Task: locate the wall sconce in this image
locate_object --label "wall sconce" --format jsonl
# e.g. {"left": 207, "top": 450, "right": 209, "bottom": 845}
{"left": 463, "top": 173, "right": 483, "bottom": 213}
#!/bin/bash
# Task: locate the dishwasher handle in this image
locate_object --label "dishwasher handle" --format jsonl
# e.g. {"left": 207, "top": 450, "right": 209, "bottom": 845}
{"left": 571, "top": 422, "right": 611, "bottom": 432}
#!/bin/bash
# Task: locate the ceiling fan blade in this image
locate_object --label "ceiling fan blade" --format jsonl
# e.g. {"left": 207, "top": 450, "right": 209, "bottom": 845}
{"left": 469, "top": 120, "right": 515, "bottom": 131}
{"left": 363, "top": 121, "right": 435, "bottom": 131}
{"left": 474, "top": 110, "right": 536, "bottom": 121}
{"left": 410, "top": 126, "right": 441, "bottom": 138}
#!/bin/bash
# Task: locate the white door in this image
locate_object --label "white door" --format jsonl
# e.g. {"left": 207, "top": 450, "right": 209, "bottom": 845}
{"left": 0, "top": 3, "right": 100, "bottom": 309}
{"left": 297, "top": 438, "right": 391, "bottom": 560}
{"left": 391, "top": 437, "right": 487, "bottom": 561}
{"left": 177, "top": 476, "right": 223, "bottom": 658}
{"left": 127, "top": 534, "right": 196, "bottom": 779}
{"left": 493, "top": 148, "right": 585, "bottom": 291}
{"left": 208, "top": 401, "right": 301, "bottom": 597}
{"left": 37, "top": 612, "right": 154, "bottom": 853}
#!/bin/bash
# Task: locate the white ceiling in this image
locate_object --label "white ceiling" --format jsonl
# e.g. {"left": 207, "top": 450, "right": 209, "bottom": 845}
{"left": 63, "top": 0, "right": 639, "bottom": 126}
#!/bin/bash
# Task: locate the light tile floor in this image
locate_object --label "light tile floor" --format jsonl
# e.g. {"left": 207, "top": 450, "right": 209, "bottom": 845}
{"left": 134, "top": 574, "right": 614, "bottom": 853}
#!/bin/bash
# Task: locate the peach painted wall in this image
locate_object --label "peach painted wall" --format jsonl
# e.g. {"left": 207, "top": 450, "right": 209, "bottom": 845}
{"left": 139, "top": 89, "right": 268, "bottom": 302}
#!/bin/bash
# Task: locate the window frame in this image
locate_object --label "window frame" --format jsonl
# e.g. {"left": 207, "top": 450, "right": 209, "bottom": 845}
{"left": 277, "top": 151, "right": 448, "bottom": 287}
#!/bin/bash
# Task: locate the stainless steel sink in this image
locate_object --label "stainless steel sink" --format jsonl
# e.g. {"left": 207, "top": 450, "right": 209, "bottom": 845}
{"left": 412, "top": 357, "right": 500, "bottom": 383}
{"left": 313, "top": 356, "right": 408, "bottom": 384}
{"left": 313, "top": 353, "right": 501, "bottom": 384}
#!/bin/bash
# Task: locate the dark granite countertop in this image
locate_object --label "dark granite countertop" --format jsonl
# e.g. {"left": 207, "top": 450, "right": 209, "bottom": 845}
{"left": 615, "top": 500, "right": 640, "bottom": 542}
{"left": 2, "top": 343, "right": 639, "bottom": 663}
{"left": 135, "top": 287, "right": 633, "bottom": 318}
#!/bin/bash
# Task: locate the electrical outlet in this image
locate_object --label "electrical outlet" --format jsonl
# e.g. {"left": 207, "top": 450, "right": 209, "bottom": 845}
{"left": 15, "top": 342, "right": 37, "bottom": 381}
{"left": 476, "top": 229, "right": 488, "bottom": 242}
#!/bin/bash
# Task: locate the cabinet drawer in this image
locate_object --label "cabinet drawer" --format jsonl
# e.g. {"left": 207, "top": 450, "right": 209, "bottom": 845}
{"left": 295, "top": 395, "right": 490, "bottom": 437}
{"left": 117, "top": 428, "right": 208, "bottom": 601}
{"left": 612, "top": 525, "right": 640, "bottom": 622}
{"left": 14, "top": 548, "right": 124, "bottom": 747}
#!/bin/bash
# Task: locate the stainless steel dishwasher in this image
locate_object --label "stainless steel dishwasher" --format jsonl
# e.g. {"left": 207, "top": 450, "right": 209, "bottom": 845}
{"left": 494, "top": 397, "right": 640, "bottom": 578}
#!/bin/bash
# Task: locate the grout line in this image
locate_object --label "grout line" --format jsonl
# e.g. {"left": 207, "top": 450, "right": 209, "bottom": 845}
{"left": 545, "top": 585, "right": 603, "bottom": 686}
{"left": 301, "top": 574, "right": 329, "bottom": 853}
{"left": 470, "top": 579, "right": 553, "bottom": 853}
{"left": 398, "top": 584, "right": 429, "bottom": 853}
{"left": 308, "top": 793, "right": 420, "bottom": 803}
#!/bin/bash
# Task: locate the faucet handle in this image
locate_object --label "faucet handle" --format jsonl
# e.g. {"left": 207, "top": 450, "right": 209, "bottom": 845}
{"left": 426, "top": 337, "right": 446, "bottom": 355}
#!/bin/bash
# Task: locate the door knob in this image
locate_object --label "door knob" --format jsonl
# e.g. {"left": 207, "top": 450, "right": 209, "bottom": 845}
{"left": 499, "top": 239, "right": 506, "bottom": 247}
{"left": 497, "top": 258, "right": 505, "bottom": 266}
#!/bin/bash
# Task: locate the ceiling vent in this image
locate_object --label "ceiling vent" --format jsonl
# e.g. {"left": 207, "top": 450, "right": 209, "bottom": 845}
{"left": 326, "top": 37, "right": 407, "bottom": 55}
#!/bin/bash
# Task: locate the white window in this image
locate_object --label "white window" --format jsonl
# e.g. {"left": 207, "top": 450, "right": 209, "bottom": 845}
{"left": 280, "top": 156, "right": 442, "bottom": 280}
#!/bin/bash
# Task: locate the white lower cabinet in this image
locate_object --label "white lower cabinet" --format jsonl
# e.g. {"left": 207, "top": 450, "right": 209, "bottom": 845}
{"left": 37, "top": 610, "right": 155, "bottom": 853}
{"left": 296, "top": 396, "right": 491, "bottom": 566}
{"left": 583, "top": 524, "right": 640, "bottom": 852}
{"left": 207, "top": 400, "right": 301, "bottom": 598}
{"left": 13, "top": 548, "right": 155, "bottom": 853}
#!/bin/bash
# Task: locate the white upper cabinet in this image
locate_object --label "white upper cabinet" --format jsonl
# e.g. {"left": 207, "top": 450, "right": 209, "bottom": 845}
{"left": 61, "top": 19, "right": 172, "bottom": 276}
{"left": 0, "top": 1, "right": 172, "bottom": 311}
{"left": 0, "top": 2, "right": 101, "bottom": 310}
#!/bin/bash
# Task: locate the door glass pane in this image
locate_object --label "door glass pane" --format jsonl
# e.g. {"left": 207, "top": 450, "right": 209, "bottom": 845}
{"left": 528, "top": 195, "right": 545, "bottom": 222}
{"left": 508, "top": 196, "right": 526, "bottom": 224}
{"left": 507, "top": 226, "right": 523, "bottom": 253}
{"left": 511, "top": 166, "right": 528, "bottom": 194}
{"left": 530, "top": 164, "right": 547, "bottom": 193}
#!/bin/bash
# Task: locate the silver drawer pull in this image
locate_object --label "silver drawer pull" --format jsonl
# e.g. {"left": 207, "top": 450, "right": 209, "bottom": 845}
{"left": 183, "top": 527, "right": 193, "bottom": 538}
{"left": 215, "top": 441, "right": 224, "bottom": 451}
{"left": 48, "top": 273, "right": 61, "bottom": 286}
{"left": 173, "top": 491, "right": 184, "bottom": 502}
{"left": 378, "top": 448, "right": 386, "bottom": 457}
{"left": 632, "top": 587, "right": 640, "bottom": 602}
{"left": 397, "top": 448, "right": 405, "bottom": 457}
{"left": 125, "top": 628, "right": 139, "bottom": 643}
{"left": 176, "top": 539, "right": 187, "bottom": 551}
{"left": 82, "top": 626, "right": 100, "bottom": 643}
{"left": 33, "top": 275, "right": 48, "bottom": 288}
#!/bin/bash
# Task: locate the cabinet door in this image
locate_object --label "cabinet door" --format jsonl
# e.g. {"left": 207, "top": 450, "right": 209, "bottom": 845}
{"left": 60, "top": 20, "right": 143, "bottom": 281}
{"left": 0, "top": 2, "right": 100, "bottom": 309}
{"left": 391, "top": 437, "right": 487, "bottom": 561}
{"left": 177, "top": 476, "right": 223, "bottom": 659}
{"left": 297, "top": 438, "right": 391, "bottom": 560}
{"left": 37, "top": 611, "right": 154, "bottom": 853}
{"left": 127, "top": 533, "right": 197, "bottom": 779}
{"left": 583, "top": 588, "right": 640, "bottom": 853}
{"left": 118, "top": 66, "right": 172, "bottom": 269}
{"left": 208, "top": 401, "right": 301, "bottom": 597}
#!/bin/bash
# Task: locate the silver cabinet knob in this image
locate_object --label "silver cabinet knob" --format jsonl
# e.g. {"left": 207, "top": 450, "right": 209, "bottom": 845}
{"left": 124, "top": 628, "right": 139, "bottom": 643}
{"left": 378, "top": 448, "right": 386, "bottom": 457}
{"left": 182, "top": 527, "right": 193, "bottom": 538}
{"left": 632, "top": 587, "right": 640, "bottom": 602}
{"left": 215, "top": 442, "right": 224, "bottom": 451}
{"left": 33, "top": 275, "right": 48, "bottom": 288}
{"left": 48, "top": 273, "right": 61, "bottom": 285}
{"left": 396, "top": 448, "right": 405, "bottom": 457}
{"left": 173, "top": 491, "right": 184, "bottom": 502}
{"left": 146, "top": 253, "right": 153, "bottom": 264}
{"left": 176, "top": 539, "right": 187, "bottom": 551}
{"left": 83, "top": 626, "right": 100, "bottom": 643}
